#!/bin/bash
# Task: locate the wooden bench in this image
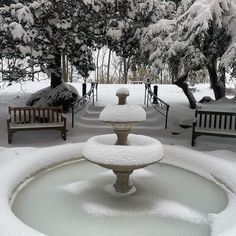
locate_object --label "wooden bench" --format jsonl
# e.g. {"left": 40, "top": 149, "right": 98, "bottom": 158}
{"left": 192, "top": 109, "right": 236, "bottom": 146}
{"left": 7, "top": 106, "right": 67, "bottom": 144}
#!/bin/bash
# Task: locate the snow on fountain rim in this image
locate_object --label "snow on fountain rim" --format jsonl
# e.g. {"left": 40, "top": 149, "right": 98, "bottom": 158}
{"left": 83, "top": 134, "right": 163, "bottom": 166}
{"left": 0, "top": 143, "right": 84, "bottom": 236}
{"left": 99, "top": 104, "right": 146, "bottom": 122}
{"left": 1, "top": 144, "right": 236, "bottom": 235}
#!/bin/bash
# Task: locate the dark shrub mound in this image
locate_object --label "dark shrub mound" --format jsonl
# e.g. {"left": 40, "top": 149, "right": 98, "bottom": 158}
{"left": 199, "top": 96, "right": 214, "bottom": 103}
{"left": 26, "top": 83, "right": 80, "bottom": 112}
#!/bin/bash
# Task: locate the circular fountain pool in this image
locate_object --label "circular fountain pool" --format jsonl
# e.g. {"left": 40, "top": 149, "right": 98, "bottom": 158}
{"left": 12, "top": 159, "right": 227, "bottom": 236}
{"left": 1, "top": 144, "right": 236, "bottom": 236}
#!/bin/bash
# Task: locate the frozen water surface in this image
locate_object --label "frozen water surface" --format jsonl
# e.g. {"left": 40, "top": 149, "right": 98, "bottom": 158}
{"left": 12, "top": 160, "right": 227, "bottom": 236}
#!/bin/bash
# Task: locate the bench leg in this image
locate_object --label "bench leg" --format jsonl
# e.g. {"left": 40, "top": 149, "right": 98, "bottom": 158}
{"left": 191, "top": 130, "right": 196, "bottom": 147}
{"left": 61, "top": 118, "right": 66, "bottom": 140}
{"left": 191, "top": 136, "right": 195, "bottom": 146}
{"left": 8, "top": 131, "right": 12, "bottom": 144}
{"left": 191, "top": 133, "right": 200, "bottom": 147}
{"left": 61, "top": 129, "right": 66, "bottom": 141}
{"left": 62, "top": 132, "right": 66, "bottom": 141}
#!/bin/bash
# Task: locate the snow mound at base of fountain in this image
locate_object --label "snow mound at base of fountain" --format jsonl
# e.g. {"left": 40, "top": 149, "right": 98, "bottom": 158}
{"left": 83, "top": 134, "right": 163, "bottom": 166}
{"left": 99, "top": 104, "right": 146, "bottom": 122}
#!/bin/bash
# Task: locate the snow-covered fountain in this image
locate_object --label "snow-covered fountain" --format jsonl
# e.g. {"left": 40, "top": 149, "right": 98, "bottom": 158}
{"left": 83, "top": 88, "right": 163, "bottom": 193}
{"left": 1, "top": 88, "right": 231, "bottom": 236}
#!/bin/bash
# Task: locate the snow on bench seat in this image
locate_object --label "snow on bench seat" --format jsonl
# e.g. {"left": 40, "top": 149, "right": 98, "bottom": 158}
{"left": 10, "top": 122, "right": 64, "bottom": 129}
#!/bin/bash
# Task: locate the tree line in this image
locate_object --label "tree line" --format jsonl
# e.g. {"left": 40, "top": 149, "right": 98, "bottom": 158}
{"left": 0, "top": 0, "right": 236, "bottom": 108}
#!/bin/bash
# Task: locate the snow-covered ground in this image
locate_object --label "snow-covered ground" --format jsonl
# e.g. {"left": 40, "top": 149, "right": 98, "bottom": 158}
{"left": 0, "top": 80, "right": 235, "bottom": 151}
{"left": 0, "top": 81, "right": 236, "bottom": 236}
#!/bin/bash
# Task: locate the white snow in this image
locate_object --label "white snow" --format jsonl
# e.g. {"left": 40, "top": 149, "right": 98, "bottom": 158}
{"left": 83, "top": 134, "right": 163, "bottom": 166}
{"left": 199, "top": 97, "right": 236, "bottom": 112}
{"left": 116, "top": 87, "right": 130, "bottom": 95}
{"left": 16, "top": 6, "right": 34, "bottom": 24}
{"left": 99, "top": 104, "right": 146, "bottom": 122}
{"left": 106, "top": 28, "right": 122, "bottom": 40}
{"left": 9, "top": 22, "right": 30, "bottom": 43}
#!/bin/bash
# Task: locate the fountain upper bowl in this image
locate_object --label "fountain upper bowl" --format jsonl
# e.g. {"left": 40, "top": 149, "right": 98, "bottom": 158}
{"left": 99, "top": 104, "right": 146, "bottom": 123}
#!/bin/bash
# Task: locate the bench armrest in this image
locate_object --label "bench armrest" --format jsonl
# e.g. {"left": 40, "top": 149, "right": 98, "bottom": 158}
{"left": 61, "top": 114, "right": 66, "bottom": 121}
{"left": 7, "top": 115, "right": 11, "bottom": 124}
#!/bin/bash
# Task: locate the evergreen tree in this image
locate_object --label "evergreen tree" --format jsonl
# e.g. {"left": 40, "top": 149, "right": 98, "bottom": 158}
{"left": 0, "top": 0, "right": 107, "bottom": 87}
{"left": 173, "top": 0, "right": 236, "bottom": 100}
{"left": 106, "top": 0, "right": 176, "bottom": 83}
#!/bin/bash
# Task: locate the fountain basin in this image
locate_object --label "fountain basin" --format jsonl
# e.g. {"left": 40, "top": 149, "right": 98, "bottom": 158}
{"left": 12, "top": 159, "right": 227, "bottom": 236}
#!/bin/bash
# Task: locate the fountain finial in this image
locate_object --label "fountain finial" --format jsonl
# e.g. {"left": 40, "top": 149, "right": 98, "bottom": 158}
{"left": 116, "top": 88, "right": 129, "bottom": 105}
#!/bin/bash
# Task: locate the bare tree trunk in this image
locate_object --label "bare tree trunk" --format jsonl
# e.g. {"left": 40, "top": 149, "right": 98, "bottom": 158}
{"left": 62, "top": 54, "right": 68, "bottom": 82}
{"left": 101, "top": 48, "right": 107, "bottom": 83}
{"left": 123, "top": 58, "right": 127, "bottom": 84}
{"left": 174, "top": 72, "right": 197, "bottom": 109}
{"left": 70, "top": 63, "right": 73, "bottom": 83}
{"left": 131, "top": 63, "right": 137, "bottom": 82}
{"left": 96, "top": 48, "right": 100, "bottom": 83}
{"left": 207, "top": 62, "right": 225, "bottom": 100}
{"left": 31, "top": 65, "right": 34, "bottom": 82}
{"left": 119, "top": 58, "right": 122, "bottom": 83}
{"left": 160, "top": 68, "right": 163, "bottom": 84}
{"left": 1, "top": 59, "right": 3, "bottom": 80}
{"left": 107, "top": 49, "right": 112, "bottom": 84}
{"left": 123, "top": 57, "right": 130, "bottom": 84}
{"left": 49, "top": 52, "right": 62, "bottom": 88}
{"left": 66, "top": 57, "right": 69, "bottom": 81}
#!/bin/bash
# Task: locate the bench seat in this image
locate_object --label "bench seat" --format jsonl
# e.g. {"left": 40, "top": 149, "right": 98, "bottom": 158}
{"left": 195, "top": 127, "right": 236, "bottom": 136}
{"left": 9, "top": 122, "right": 64, "bottom": 129}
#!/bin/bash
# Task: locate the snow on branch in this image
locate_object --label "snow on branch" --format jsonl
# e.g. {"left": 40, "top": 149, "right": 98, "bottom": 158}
{"left": 178, "top": 0, "right": 234, "bottom": 38}
{"left": 16, "top": 6, "right": 34, "bottom": 24}
{"left": 9, "top": 22, "right": 30, "bottom": 43}
{"left": 176, "top": 0, "right": 236, "bottom": 67}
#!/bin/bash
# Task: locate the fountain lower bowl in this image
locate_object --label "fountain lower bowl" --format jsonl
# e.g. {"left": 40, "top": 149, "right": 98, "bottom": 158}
{"left": 83, "top": 134, "right": 164, "bottom": 193}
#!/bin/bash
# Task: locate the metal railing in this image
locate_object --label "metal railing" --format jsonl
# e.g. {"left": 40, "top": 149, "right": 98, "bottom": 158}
{"left": 71, "top": 82, "right": 98, "bottom": 127}
{"left": 144, "top": 83, "right": 170, "bottom": 129}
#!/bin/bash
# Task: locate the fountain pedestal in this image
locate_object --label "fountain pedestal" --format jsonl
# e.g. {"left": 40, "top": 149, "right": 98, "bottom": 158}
{"left": 113, "top": 170, "right": 133, "bottom": 193}
{"left": 113, "top": 124, "right": 132, "bottom": 145}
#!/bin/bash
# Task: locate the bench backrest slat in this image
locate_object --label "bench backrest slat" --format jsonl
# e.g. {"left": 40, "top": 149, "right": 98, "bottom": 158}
{"left": 209, "top": 114, "right": 212, "bottom": 128}
{"left": 219, "top": 115, "right": 222, "bottom": 129}
{"left": 229, "top": 115, "right": 232, "bottom": 130}
{"left": 19, "top": 109, "right": 22, "bottom": 123}
{"left": 234, "top": 115, "right": 236, "bottom": 130}
{"left": 196, "top": 110, "right": 236, "bottom": 132}
{"left": 9, "top": 106, "right": 64, "bottom": 124}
